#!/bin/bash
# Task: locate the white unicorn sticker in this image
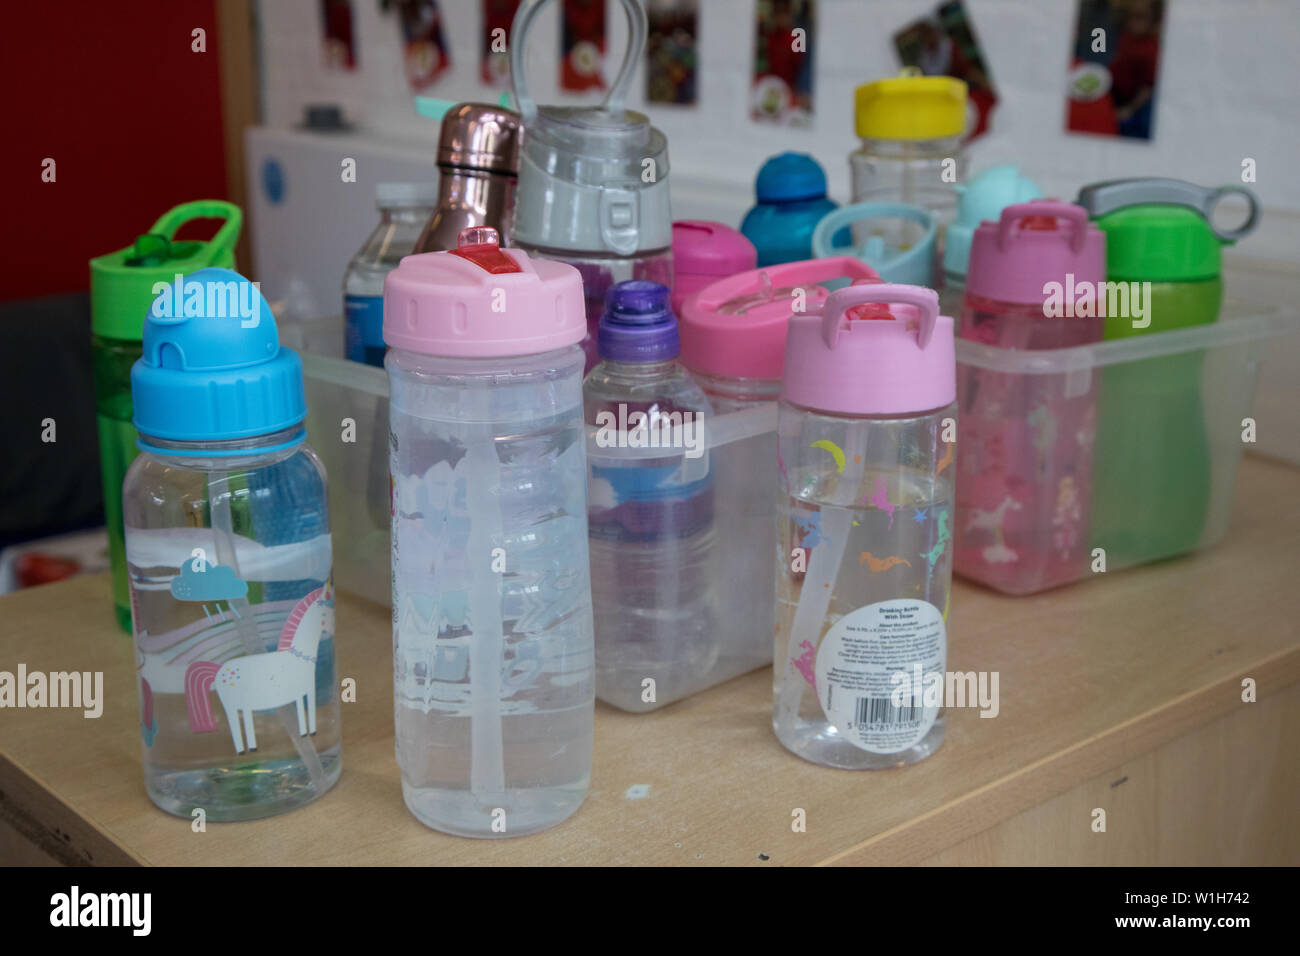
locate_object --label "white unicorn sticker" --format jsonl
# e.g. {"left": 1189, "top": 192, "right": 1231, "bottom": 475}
{"left": 184, "top": 583, "right": 333, "bottom": 754}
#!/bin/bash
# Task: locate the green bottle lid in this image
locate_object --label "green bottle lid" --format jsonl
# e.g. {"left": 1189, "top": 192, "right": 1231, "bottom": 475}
{"left": 1076, "top": 178, "right": 1259, "bottom": 282}
{"left": 89, "top": 200, "right": 243, "bottom": 341}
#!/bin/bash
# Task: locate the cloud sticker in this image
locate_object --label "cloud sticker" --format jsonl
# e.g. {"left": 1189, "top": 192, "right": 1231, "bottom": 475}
{"left": 169, "top": 562, "right": 248, "bottom": 602}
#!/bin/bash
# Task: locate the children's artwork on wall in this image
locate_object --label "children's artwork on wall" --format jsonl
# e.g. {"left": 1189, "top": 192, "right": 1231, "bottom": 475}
{"left": 481, "top": 0, "right": 522, "bottom": 88}
{"left": 391, "top": 0, "right": 452, "bottom": 92}
{"left": 321, "top": 0, "right": 357, "bottom": 70}
{"left": 751, "top": 0, "right": 816, "bottom": 126}
{"left": 894, "top": 1, "right": 997, "bottom": 140}
{"left": 561, "top": 0, "right": 606, "bottom": 92}
{"left": 1066, "top": 0, "right": 1164, "bottom": 139}
{"left": 646, "top": 0, "right": 698, "bottom": 105}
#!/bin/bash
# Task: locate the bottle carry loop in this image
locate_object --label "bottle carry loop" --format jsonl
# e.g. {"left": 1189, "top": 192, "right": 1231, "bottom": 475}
{"left": 510, "top": 0, "right": 646, "bottom": 123}
{"left": 817, "top": 283, "right": 939, "bottom": 350}
{"left": 147, "top": 200, "right": 243, "bottom": 259}
{"left": 997, "top": 200, "right": 1090, "bottom": 253}
{"left": 1075, "top": 177, "right": 1260, "bottom": 243}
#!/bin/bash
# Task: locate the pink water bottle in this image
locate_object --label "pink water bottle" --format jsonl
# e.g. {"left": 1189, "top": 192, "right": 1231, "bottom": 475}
{"left": 954, "top": 201, "right": 1106, "bottom": 593}
{"left": 670, "top": 220, "right": 757, "bottom": 316}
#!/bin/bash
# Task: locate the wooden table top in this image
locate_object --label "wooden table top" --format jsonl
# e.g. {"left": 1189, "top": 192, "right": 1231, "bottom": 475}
{"left": 2, "top": 455, "right": 1297, "bottom": 866}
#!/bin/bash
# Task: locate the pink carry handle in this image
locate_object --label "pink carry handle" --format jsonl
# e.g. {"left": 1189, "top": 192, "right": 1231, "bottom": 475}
{"left": 692, "top": 255, "right": 880, "bottom": 312}
{"left": 997, "top": 200, "right": 1090, "bottom": 253}
{"left": 818, "top": 283, "right": 940, "bottom": 350}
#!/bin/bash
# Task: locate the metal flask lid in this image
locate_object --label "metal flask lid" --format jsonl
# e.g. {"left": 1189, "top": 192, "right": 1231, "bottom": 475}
{"left": 508, "top": 0, "right": 671, "bottom": 257}
{"left": 437, "top": 103, "right": 521, "bottom": 175}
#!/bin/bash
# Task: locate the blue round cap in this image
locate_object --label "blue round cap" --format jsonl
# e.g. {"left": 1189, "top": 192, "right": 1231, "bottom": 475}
{"left": 755, "top": 152, "right": 828, "bottom": 203}
{"left": 131, "top": 267, "right": 307, "bottom": 447}
{"left": 597, "top": 280, "right": 680, "bottom": 362}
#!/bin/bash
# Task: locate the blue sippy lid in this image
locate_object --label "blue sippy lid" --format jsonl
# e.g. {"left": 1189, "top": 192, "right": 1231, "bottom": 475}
{"left": 756, "top": 152, "right": 829, "bottom": 203}
{"left": 943, "top": 165, "right": 1043, "bottom": 279}
{"left": 131, "top": 267, "right": 307, "bottom": 451}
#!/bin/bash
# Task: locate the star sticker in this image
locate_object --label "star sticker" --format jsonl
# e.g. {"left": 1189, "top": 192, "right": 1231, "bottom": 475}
{"left": 913, "top": 508, "right": 928, "bottom": 524}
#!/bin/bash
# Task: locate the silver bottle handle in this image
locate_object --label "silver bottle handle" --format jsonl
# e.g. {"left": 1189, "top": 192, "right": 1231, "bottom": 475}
{"left": 1076, "top": 177, "right": 1260, "bottom": 243}
{"left": 510, "top": 0, "right": 647, "bottom": 123}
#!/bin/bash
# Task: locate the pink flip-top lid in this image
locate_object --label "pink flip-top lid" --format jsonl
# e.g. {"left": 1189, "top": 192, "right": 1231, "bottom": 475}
{"left": 671, "top": 220, "right": 757, "bottom": 314}
{"left": 383, "top": 226, "right": 586, "bottom": 357}
{"left": 965, "top": 200, "right": 1106, "bottom": 305}
{"left": 679, "top": 256, "right": 881, "bottom": 380}
{"left": 783, "top": 283, "right": 955, "bottom": 416}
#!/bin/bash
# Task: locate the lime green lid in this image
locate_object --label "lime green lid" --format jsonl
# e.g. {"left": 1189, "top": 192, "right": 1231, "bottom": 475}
{"left": 89, "top": 200, "right": 243, "bottom": 341}
{"left": 1076, "top": 179, "right": 1259, "bottom": 282}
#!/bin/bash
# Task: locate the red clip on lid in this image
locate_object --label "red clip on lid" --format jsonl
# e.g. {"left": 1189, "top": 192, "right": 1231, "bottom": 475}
{"left": 446, "top": 226, "right": 521, "bottom": 274}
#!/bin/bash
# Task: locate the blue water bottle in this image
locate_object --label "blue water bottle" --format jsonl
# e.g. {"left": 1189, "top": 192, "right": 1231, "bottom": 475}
{"left": 122, "top": 268, "right": 339, "bottom": 821}
{"left": 741, "top": 152, "right": 842, "bottom": 267}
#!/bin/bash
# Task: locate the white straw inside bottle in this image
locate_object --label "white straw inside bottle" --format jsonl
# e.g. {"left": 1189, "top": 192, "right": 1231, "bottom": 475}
{"left": 463, "top": 423, "right": 507, "bottom": 804}
{"left": 208, "top": 472, "right": 327, "bottom": 791}
{"left": 774, "top": 427, "right": 869, "bottom": 738}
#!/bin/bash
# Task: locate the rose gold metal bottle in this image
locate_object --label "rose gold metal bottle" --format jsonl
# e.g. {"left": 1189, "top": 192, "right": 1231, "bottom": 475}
{"left": 414, "top": 103, "right": 521, "bottom": 254}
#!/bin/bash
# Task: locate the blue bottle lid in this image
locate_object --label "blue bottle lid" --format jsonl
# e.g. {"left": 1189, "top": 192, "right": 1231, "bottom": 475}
{"left": 597, "top": 280, "right": 680, "bottom": 363}
{"left": 755, "top": 152, "right": 828, "bottom": 203}
{"left": 131, "top": 267, "right": 307, "bottom": 452}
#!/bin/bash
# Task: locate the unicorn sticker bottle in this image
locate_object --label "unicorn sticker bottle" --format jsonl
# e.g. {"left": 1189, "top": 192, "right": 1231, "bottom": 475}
{"left": 123, "top": 268, "right": 340, "bottom": 821}
{"left": 773, "top": 284, "right": 956, "bottom": 770}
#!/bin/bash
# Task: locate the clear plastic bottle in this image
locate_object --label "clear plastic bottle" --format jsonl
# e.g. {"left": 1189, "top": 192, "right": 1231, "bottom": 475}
{"left": 583, "top": 281, "right": 717, "bottom": 711}
{"left": 90, "top": 200, "right": 243, "bottom": 632}
{"left": 343, "top": 182, "right": 438, "bottom": 367}
{"left": 123, "top": 269, "right": 340, "bottom": 821}
{"left": 386, "top": 227, "right": 594, "bottom": 838}
{"left": 773, "top": 284, "right": 956, "bottom": 770}
{"left": 509, "top": 0, "right": 674, "bottom": 371}
{"left": 953, "top": 201, "right": 1105, "bottom": 594}
{"left": 850, "top": 70, "right": 968, "bottom": 253}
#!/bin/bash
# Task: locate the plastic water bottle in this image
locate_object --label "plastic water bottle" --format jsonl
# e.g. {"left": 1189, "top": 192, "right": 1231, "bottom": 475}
{"left": 343, "top": 182, "right": 438, "bottom": 366}
{"left": 740, "top": 152, "right": 841, "bottom": 267}
{"left": 850, "top": 69, "right": 968, "bottom": 248}
{"left": 122, "top": 268, "right": 339, "bottom": 821}
{"left": 680, "top": 258, "right": 882, "bottom": 691}
{"left": 583, "top": 281, "right": 716, "bottom": 711}
{"left": 386, "top": 226, "right": 594, "bottom": 837}
{"left": 773, "top": 284, "right": 956, "bottom": 770}
{"left": 939, "top": 165, "right": 1042, "bottom": 317}
{"left": 669, "top": 220, "right": 756, "bottom": 316}
{"left": 90, "top": 201, "right": 242, "bottom": 633}
{"left": 1078, "top": 178, "right": 1260, "bottom": 564}
{"left": 509, "top": 0, "right": 673, "bottom": 372}
{"left": 953, "top": 201, "right": 1106, "bottom": 593}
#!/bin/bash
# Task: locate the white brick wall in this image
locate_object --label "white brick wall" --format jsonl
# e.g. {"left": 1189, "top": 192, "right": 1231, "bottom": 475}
{"left": 255, "top": 0, "right": 1299, "bottom": 461}
{"left": 257, "top": 0, "right": 1300, "bottom": 248}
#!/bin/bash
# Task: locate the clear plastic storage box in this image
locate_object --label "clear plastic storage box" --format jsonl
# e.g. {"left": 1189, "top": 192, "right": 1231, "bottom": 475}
{"left": 302, "top": 352, "right": 777, "bottom": 704}
{"left": 952, "top": 304, "right": 1290, "bottom": 594}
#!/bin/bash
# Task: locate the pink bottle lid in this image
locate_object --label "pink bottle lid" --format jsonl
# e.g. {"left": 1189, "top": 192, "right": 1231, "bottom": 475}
{"left": 965, "top": 200, "right": 1106, "bottom": 305}
{"left": 679, "top": 256, "right": 881, "bottom": 380}
{"left": 383, "top": 226, "right": 586, "bottom": 358}
{"left": 783, "top": 283, "right": 955, "bottom": 416}
{"left": 671, "top": 220, "right": 757, "bottom": 314}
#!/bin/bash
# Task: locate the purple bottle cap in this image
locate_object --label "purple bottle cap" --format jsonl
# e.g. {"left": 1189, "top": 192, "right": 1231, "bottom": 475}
{"left": 597, "top": 280, "right": 680, "bottom": 362}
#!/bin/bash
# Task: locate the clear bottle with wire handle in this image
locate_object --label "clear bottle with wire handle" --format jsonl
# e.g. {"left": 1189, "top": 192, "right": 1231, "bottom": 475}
{"left": 385, "top": 227, "right": 595, "bottom": 838}
{"left": 774, "top": 284, "right": 956, "bottom": 770}
{"left": 123, "top": 269, "right": 340, "bottom": 821}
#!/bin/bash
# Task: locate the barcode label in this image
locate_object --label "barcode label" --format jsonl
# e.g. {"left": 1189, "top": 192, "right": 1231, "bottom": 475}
{"left": 855, "top": 697, "right": 924, "bottom": 727}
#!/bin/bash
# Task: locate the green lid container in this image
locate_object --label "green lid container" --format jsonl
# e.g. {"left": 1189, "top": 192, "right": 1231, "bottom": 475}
{"left": 90, "top": 200, "right": 243, "bottom": 340}
{"left": 1076, "top": 178, "right": 1259, "bottom": 282}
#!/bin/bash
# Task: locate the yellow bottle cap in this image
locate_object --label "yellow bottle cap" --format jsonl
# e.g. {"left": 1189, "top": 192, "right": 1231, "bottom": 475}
{"left": 854, "top": 68, "right": 968, "bottom": 140}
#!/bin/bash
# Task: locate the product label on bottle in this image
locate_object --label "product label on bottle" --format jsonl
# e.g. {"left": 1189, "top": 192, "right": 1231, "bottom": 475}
{"left": 344, "top": 294, "right": 386, "bottom": 367}
{"left": 814, "top": 598, "right": 945, "bottom": 754}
